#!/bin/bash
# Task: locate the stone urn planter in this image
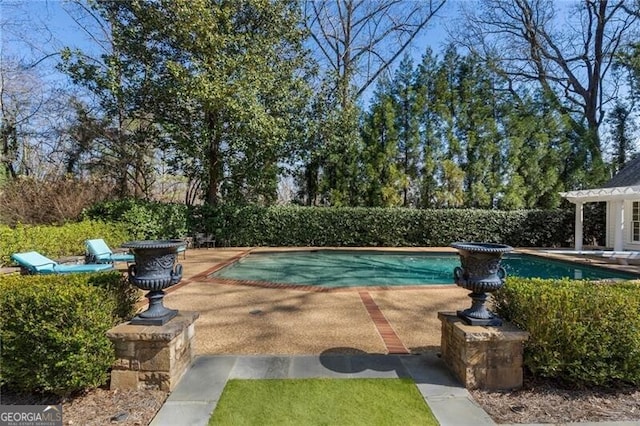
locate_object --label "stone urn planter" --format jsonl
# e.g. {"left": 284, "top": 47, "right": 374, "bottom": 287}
{"left": 450, "top": 242, "right": 513, "bottom": 326}
{"left": 122, "top": 239, "right": 184, "bottom": 325}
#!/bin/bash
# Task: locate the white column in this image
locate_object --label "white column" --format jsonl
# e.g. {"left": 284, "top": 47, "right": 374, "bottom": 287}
{"left": 575, "top": 202, "right": 583, "bottom": 251}
{"left": 613, "top": 200, "right": 625, "bottom": 252}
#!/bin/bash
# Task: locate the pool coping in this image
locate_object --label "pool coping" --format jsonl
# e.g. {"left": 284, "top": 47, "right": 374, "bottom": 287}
{"left": 192, "top": 247, "right": 640, "bottom": 294}
{"left": 191, "top": 247, "right": 461, "bottom": 293}
{"left": 166, "top": 247, "right": 639, "bottom": 355}
{"left": 517, "top": 248, "right": 640, "bottom": 277}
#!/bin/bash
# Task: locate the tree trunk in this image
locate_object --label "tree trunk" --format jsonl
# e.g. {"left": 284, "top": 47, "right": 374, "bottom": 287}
{"left": 206, "top": 109, "right": 221, "bottom": 206}
{"left": 304, "top": 160, "right": 319, "bottom": 206}
{"left": 1, "top": 121, "right": 17, "bottom": 179}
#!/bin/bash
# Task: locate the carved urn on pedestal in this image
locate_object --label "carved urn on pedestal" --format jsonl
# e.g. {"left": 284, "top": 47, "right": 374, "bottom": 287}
{"left": 450, "top": 242, "right": 513, "bottom": 326}
{"left": 122, "top": 239, "right": 184, "bottom": 326}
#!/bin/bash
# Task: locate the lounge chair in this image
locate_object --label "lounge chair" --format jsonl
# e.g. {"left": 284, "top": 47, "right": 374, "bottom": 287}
{"left": 85, "top": 239, "right": 135, "bottom": 264}
{"left": 600, "top": 251, "right": 640, "bottom": 265}
{"left": 11, "top": 251, "right": 115, "bottom": 275}
{"left": 194, "top": 233, "right": 216, "bottom": 248}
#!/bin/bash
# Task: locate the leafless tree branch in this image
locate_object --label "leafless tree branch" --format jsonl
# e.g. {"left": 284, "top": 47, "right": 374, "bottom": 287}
{"left": 454, "top": 0, "right": 638, "bottom": 145}
{"left": 304, "top": 0, "right": 447, "bottom": 105}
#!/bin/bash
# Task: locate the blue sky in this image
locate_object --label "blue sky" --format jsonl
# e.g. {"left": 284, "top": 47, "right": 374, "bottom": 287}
{"left": 2, "top": 0, "right": 458, "bottom": 50}
{"left": 2, "top": 0, "right": 104, "bottom": 64}
{"left": 2, "top": 0, "right": 458, "bottom": 88}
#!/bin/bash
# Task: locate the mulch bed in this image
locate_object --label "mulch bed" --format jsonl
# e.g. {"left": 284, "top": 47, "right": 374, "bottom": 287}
{"left": 4, "top": 375, "right": 640, "bottom": 425}
{"left": 1, "top": 386, "right": 168, "bottom": 426}
{"left": 471, "top": 375, "right": 640, "bottom": 424}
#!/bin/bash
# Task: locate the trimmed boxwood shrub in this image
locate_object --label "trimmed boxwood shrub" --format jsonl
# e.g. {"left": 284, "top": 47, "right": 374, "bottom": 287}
{"left": 0, "top": 220, "right": 131, "bottom": 267}
{"left": 493, "top": 278, "right": 640, "bottom": 386}
{"left": 83, "top": 271, "right": 140, "bottom": 322}
{"left": 0, "top": 273, "right": 126, "bottom": 395}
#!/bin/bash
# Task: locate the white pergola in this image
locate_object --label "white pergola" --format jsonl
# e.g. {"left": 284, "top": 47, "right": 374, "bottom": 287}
{"left": 560, "top": 185, "right": 640, "bottom": 251}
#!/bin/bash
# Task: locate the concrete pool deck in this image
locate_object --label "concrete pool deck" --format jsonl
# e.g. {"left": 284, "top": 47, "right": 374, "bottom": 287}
{"left": 162, "top": 246, "right": 639, "bottom": 356}
{"left": 163, "top": 247, "right": 473, "bottom": 355}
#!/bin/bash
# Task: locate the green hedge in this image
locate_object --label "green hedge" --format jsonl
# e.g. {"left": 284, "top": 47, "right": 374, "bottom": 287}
{"left": 0, "top": 220, "right": 131, "bottom": 267}
{"left": 85, "top": 200, "right": 580, "bottom": 247}
{"left": 193, "top": 205, "right": 575, "bottom": 247}
{"left": 493, "top": 278, "right": 640, "bottom": 386}
{"left": 0, "top": 272, "right": 134, "bottom": 395}
{"left": 194, "top": 206, "right": 573, "bottom": 247}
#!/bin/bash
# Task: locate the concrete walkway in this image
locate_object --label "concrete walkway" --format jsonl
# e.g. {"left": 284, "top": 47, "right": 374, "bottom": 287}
{"left": 150, "top": 352, "right": 640, "bottom": 426}
{"left": 150, "top": 352, "right": 494, "bottom": 426}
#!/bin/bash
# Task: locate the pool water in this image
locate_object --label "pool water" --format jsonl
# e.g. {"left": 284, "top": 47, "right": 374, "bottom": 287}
{"left": 210, "top": 251, "right": 637, "bottom": 287}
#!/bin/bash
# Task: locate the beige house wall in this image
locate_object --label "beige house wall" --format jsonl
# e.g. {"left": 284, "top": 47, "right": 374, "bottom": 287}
{"left": 606, "top": 199, "right": 640, "bottom": 250}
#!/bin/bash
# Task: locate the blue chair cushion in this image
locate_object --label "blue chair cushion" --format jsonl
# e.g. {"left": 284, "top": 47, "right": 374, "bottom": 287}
{"left": 11, "top": 251, "right": 114, "bottom": 274}
{"left": 85, "top": 239, "right": 134, "bottom": 263}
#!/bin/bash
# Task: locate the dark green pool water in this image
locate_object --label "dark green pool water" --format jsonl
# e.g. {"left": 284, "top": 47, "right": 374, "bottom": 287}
{"left": 210, "top": 251, "right": 638, "bottom": 287}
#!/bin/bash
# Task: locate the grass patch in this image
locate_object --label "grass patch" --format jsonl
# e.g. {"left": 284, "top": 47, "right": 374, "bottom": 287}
{"left": 209, "top": 378, "right": 438, "bottom": 426}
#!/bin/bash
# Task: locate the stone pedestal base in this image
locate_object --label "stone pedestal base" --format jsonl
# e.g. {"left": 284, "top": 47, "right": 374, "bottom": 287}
{"left": 107, "top": 311, "right": 199, "bottom": 391}
{"left": 438, "top": 311, "right": 529, "bottom": 390}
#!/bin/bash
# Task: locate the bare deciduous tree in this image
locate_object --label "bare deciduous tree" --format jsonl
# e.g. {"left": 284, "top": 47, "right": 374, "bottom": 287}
{"left": 304, "top": 0, "right": 447, "bottom": 106}
{"left": 1, "top": 1, "right": 94, "bottom": 181}
{"left": 456, "top": 0, "right": 638, "bottom": 182}
{"left": 0, "top": 58, "right": 69, "bottom": 180}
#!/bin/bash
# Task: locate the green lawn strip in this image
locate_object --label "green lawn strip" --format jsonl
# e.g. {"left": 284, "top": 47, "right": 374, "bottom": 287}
{"left": 209, "top": 378, "right": 439, "bottom": 426}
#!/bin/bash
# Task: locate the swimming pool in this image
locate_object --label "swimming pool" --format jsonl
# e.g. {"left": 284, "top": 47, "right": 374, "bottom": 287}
{"left": 210, "top": 250, "right": 638, "bottom": 288}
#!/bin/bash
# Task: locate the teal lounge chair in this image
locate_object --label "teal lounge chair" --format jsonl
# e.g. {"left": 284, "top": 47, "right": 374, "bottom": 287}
{"left": 85, "top": 239, "right": 135, "bottom": 264}
{"left": 11, "top": 251, "right": 115, "bottom": 275}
